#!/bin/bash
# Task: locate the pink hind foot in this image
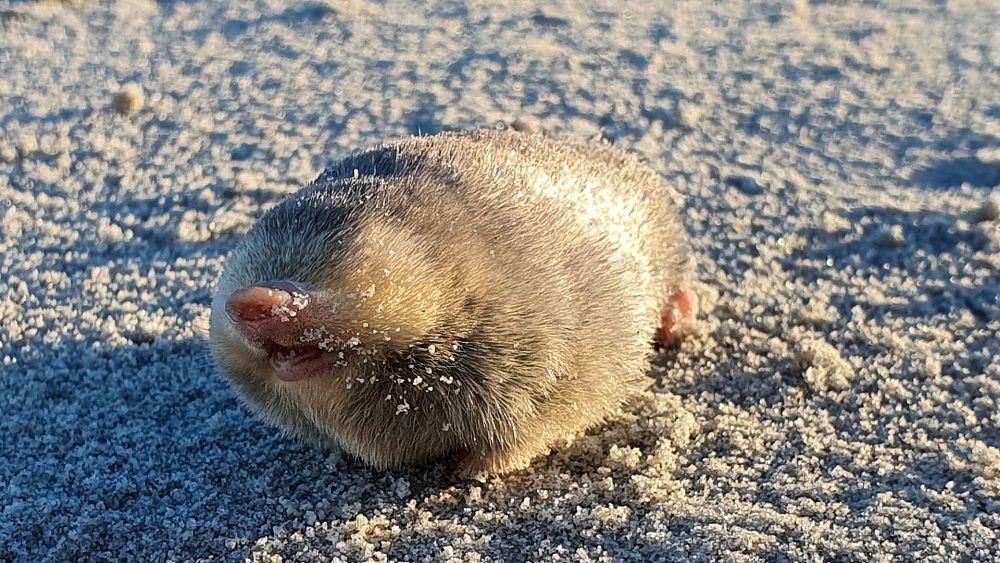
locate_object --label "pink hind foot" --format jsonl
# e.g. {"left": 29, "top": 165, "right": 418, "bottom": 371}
{"left": 655, "top": 287, "right": 699, "bottom": 349}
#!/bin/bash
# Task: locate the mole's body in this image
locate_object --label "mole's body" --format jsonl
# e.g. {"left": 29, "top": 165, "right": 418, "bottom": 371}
{"left": 209, "top": 129, "right": 696, "bottom": 475}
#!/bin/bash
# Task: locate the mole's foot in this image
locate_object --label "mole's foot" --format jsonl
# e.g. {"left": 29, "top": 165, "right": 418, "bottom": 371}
{"left": 655, "top": 287, "right": 699, "bottom": 349}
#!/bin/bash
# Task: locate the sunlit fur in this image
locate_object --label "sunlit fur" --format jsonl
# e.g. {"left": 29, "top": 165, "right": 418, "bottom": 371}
{"left": 209, "top": 129, "right": 691, "bottom": 475}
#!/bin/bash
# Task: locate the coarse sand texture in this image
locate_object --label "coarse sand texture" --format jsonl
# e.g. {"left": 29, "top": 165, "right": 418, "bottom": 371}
{"left": 2, "top": 0, "right": 999, "bottom": 561}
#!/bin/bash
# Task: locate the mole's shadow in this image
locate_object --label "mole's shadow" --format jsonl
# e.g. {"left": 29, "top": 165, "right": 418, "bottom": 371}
{"left": 2, "top": 332, "right": 462, "bottom": 561}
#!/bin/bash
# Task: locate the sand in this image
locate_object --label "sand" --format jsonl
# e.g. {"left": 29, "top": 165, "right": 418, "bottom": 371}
{"left": 1, "top": 0, "right": 999, "bottom": 561}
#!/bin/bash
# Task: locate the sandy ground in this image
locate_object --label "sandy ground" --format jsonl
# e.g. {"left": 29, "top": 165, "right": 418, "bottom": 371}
{"left": 2, "top": 0, "right": 999, "bottom": 561}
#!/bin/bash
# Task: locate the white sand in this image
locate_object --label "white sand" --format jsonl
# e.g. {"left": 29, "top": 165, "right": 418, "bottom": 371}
{"left": 2, "top": 0, "right": 999, "bottom": 561}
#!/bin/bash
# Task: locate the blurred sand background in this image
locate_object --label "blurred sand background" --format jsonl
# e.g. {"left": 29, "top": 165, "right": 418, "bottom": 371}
{"left": 1, "top": 0, "right": 999, "bottom": 560}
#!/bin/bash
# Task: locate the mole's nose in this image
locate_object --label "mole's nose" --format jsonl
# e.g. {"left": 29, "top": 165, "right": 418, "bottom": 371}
{"left": 225, "top": 281, "right": 312, "bottom": 324}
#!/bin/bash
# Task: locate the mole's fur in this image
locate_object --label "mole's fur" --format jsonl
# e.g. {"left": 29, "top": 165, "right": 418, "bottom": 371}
{"left": 209, "top": 129, "right": 695, "bottom": 475}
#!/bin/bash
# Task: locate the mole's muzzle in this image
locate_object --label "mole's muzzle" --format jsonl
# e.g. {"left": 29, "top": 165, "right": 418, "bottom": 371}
{"left": 225, "top": 281, "right": 339, "bottom": 382}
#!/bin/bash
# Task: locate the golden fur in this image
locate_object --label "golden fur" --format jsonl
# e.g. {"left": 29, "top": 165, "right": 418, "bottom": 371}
{"left": 209, "top": 129, "right": 691, "bottom": 475}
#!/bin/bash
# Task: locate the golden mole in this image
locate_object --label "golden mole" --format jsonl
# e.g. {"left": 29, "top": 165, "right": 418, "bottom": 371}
{"left": 209, "top": 129, "right": 697, "bottom": 476}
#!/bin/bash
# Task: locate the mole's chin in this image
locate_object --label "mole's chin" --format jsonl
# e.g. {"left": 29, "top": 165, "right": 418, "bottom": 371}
{"left": 268, "top": 345, "right": 340, "bottom": 382}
